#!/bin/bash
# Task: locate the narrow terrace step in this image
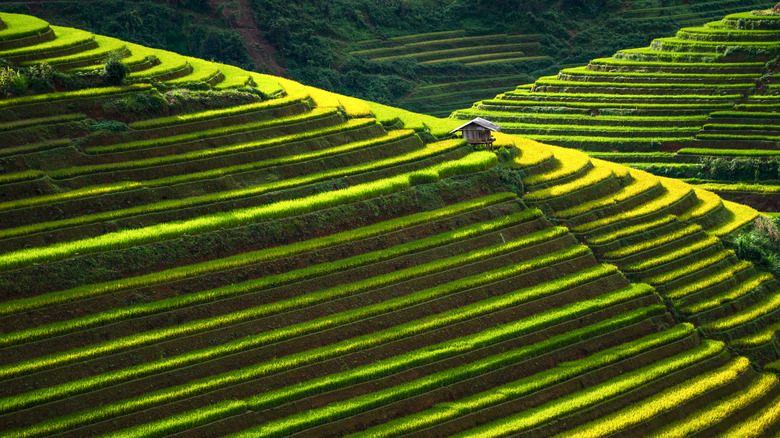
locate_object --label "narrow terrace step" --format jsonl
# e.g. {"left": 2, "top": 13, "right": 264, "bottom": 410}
{"left": 703, "top": 288, "right": 780, "bottom": 341}
{"left": 713, "top": 391, "right": 780, "bottom": 437}
{"left": 644, "top": 248, "right": 739, "bottom": 295}
{"left": 522, "top": 149, "right": 593, "bottom": 190}
{"left": 586, "top": 214, "right": 682, "bottom": 256}
{"left": 683, "top": 274, "right": 778, "bottom": 326}
{"left": 0, "top": 132, "right": 431, "bottom": 237}
{"left": 453, "top": 109, "right": 708, "bottom": 127}
{"left": 586, "top": 58, "right": 764, "bottom": 74}
{"left": 0, "top": 208, "right": 556, "bottom": 360}
{"left": 0, "top": 192, "right": 520, "bottom": 309}
{"left": 190, "top": 287, "right": 668, "bottom": 438}
{"left": 572, "top": 178, "right": 699, "bottom": 237}
{"left": 620, "top": 235, "right": 725, "bottom": 282}
{"left": 501, "top": 124, "right": 699, "bottom": 138}
{"left": 108, "top": 97, "right": 312, "bottom": 141}
{"left": 439, "top": 341, "right": 733, "bottom": 438}
{"left": 0, "top": 168, "right": 511, "bottom": 295}
{"left": 602, "top": 224, "right": 709, "bottom": 267}
{"left": 524, "top": 164, "right": 621, "bottom": 214}
{"left": 553, "top": 173, "right": 664, "bottom": 228}
{"left": 0, "top": 27, "right": 97, "bottom": 63}
{"left": 334, "top": 318, "right": 693, "bottom": 438}
{"left": 78, "top": 108, "right": 347, "bottom": 160}
{"left": 532, "top": 82, "right": 755, "bottom": 96}
{"left": 0, "top": 263, "right": 639, "bottom": 436}
{"left": 551, "top": 357, "right": 768, "bottom": 438}
{"left": 664, "top": 260, "right": 756, "bottom": 307}
{"left": 502, "top": 91, "right": 740, "bottom": 105}
{"left": 642, "top": 372, "right": 780, "bottom": 438}
{"left": 45, "top": 120, "right": 387, "bottom": 187}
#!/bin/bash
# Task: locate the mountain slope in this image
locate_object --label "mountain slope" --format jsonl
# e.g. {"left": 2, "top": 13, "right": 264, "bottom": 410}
{"left": 0, "top": 11, "right": 779, "bottom": 437}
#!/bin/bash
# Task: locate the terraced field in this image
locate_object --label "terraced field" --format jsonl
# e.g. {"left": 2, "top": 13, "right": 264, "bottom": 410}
{"left": 351, "top": 31, "right": 553, "bottom": 117}
{"left": 455, "top": 7, "right": 780, "bottom": 214}
{"left": 2, "top": 9, "right": 780, "bottom": 438}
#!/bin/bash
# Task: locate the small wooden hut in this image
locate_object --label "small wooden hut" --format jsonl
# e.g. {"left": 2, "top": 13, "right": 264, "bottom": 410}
{"left": 450, "top": 117, "right": 501, "bottom": 151}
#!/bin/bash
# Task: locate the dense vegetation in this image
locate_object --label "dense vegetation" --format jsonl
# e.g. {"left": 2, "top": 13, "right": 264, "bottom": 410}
{"left": 2, "top": 0, "right": 767, "bottom": 111}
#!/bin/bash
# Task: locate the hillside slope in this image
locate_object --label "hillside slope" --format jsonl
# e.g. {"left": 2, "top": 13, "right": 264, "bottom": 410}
{"left": 455, "top": 5, "right": 780, "bottom": 213}
{"left": 2, "top": 0, "right": 777, "bottom": 115}
{"left": 1, "top": 11, "right": 780, "bottom": 437}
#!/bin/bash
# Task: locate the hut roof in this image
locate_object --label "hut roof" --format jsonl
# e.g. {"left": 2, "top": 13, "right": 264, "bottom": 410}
{"left": 449, "top": 117, "right": 501, "bottom": 134}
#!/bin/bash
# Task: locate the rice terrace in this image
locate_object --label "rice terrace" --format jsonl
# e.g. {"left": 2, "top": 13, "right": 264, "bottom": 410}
{"left": 3, "top": 0, "right": 780, "bottom": 436}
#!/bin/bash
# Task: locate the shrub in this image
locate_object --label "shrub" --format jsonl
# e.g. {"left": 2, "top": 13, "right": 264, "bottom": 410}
{"left": 102, "top": 53, "right": 130, "bottom": 86}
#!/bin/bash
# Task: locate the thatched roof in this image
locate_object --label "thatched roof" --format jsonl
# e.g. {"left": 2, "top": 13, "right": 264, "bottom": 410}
{"left": 449, "top": 117, "right": 501, "bottom": 134}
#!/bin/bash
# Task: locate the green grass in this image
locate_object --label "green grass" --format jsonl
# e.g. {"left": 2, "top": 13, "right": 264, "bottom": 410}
{"left": 0, "top": 12, "right": 50, "bottom": 42}
{"left": 85, "top": 107, "right": 338, "bottom": 154}
{"left": 54, "top": 116, "right": 372, "bottom": 177}
{"left": 682, "top": 273, "right": 773, "bottom": 314}
{"left": 107, "top": 305, "right": 666, "bottom": 438}
{"left": 130, "top": 97, "right": 304, "bottom": 129}
{"left": 703, "top": 123, "right": 780, "bottom": 131}
{"left": 645, "top": 373, "right": 778, "bottom": 438}
{"left": 710, "top": 110, "right": 780, "bottom": 118}
{"left": 372, "top": 43, "right": 538, "bottom": 63}
{"left": 480, "top": 98, "right": 732, "bottom": 110}
{"left": 353, "top": 320, "right": 692, "bottom": 438}
{"left": 0, "top": 26, "right": 93, "bottom": 57}
{"left": 0, "top": 191, "right": 512, "bottom": 317}
{"left": 644, "top": 249, "right": 735, "bottom": 286}
{"left": 0, "top": 138, "right": 72, "bottom": 157}
{"left": 706, "top": 392, "right": 780, "bottom": 438}
{"left": 0, "top": 134, "right": 457, "bottom": 234}
{"left": 164, "top": 57, "right": 220, "bottom": 85}
{"left": 126, "top": 48, "right": 188, "bottom": 79}
{"left": 222, "top": 283, "right": 654, "bottom": 438}
{"left": 588, "top": 214, "right": 678, "bottom": 246}
{"left": 0, "top": 133, "right": 460, "bottom": 240}
{"left": 464, "top": 55, "right": 550, "bottom": 66}
{"left": 587, "top": 57, "right": 760, "bottom": 68}
{"left": 504, "top": 90, "right": 742, "bottom": 101}
{"left": 703, "top": 291, "right": 780, "bottom": 332}
{"left": 0, "top": 208, "right": 544, "bottom": 376}
{"left": 677, "top": 148, "right": 780, "bottom": 156}
{"left": 364, "top": 100, "right": 462, "bottom": 137}
{"left": 560, "top": 65, "right": 761, "bottom": 80}
{"left": 537, "top": 76, "right": 756, "bottom": 89}
{"left": 553, "top": 357, "right": 752, "bottom": 438}
{"left": 0, "top": 112, "right": 86, "bottom": 131}
{"left": 0, "top": 248, "right": 605, "bottom": 437}
{"left": 696, "top": 182, "right": 780, "bottom": 193}
{"left": 0, "top": 152, "right": 497, "bottom": 271}
{"left": 0, "top": 170, "right": 45, "bottom": 185}
{"left": 575, "top": 178, "right": 695, "bottom": 233}
{"left": 698, "top": 133, "right": 780, "bottom": 141}
{"left": 604, "top": 224, "right": 702, "bottom": 259}
{"left": 623, "top": 236, "right": 720, "bottom": 273}
{"left": 499, "top": 121, "right": 699, "bottom": 134}
{"left": 0, "top": 84, "right": 151, "bottom": 108}
{"left": 448, "top": 341, "right": 728, "bottom": 438}
{"left": 20, "top": 34, "right": 125, "bottom": 67}
{"left": 666, "top": 260, "right": 753, "bottom": 301}
{"left": 524, "top": 165, "right": 613, "bottom": 201}
{"left": 524, "top": 148, "right": 590, "bottom": 186}
{"left": 555, "top": 175, "right": 660, "bottom": 220}
{"left": 355, "top": 30, "right": 465, "bottom": 47}
{"left": 455, "top": 109, "right": 707, "bottom": 125}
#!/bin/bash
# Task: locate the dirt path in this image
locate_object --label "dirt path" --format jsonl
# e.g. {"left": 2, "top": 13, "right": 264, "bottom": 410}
{"left": 222, "top": 0, "right": 285, "bottom": 75}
